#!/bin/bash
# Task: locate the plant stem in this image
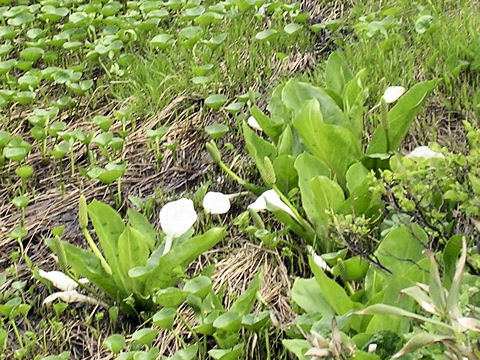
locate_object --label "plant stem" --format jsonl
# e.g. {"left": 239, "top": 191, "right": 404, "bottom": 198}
{"left": 218, "top": 159, "right": 264, "bottom": 195}
{"left": 272, "top": 184, "right": 315, "bottom": 237}
{"left": 177, "top": 311, "right": 201, "bottom": 345}
{"left": 82, "top": 227, "right": 112, "bottom": 275}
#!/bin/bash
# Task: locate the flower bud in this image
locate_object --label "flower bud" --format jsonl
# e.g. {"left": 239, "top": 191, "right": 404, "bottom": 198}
{"left": 263, "top": 156, "right": 276, "bottom": 185}
{"left": 78, "top": 195, "right": 88, "bottom": 229}
{"left": 206, "top": 140, "right": 221, "bottom": 164}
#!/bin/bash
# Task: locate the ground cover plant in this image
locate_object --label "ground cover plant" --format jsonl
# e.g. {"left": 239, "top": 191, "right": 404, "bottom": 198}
{"left": 1, "top": 0, "right": 480, "bottom": 359}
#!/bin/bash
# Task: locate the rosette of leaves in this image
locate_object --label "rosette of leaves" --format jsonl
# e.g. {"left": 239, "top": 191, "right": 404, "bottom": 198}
{"left": 46, "top": 197, "right": 226, "bottom": 315}
{"left": 208, "top": 52, "right": 438, "bottom": 252}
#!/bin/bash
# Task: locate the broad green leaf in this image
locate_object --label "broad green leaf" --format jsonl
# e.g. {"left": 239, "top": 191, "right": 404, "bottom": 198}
{"left": 293, "top": 99, "right": 361, "bottom": 188}
{"left": 118, "top": 226, "right": 149, "bottom": 293}
{"left": 250, "top": 106, "right": 283, "bottom": 142}
{"left": 195, "top": 12, "right": 223, "bottom": 26}
{"left": 145, "top": 228, "right": 226, "bottom": 290}
{"left": 103, "top": 334, "right": 125, "bottom": 354}
{"left": 282, "top": 339, "right": 311, "bottom": 360}
{"left": 87, "top": 200, "right": 126, "bottom": 294}
{"left": 291, "top": 277, "right": 334, "bottom": 315}
{"left": 224, "top": 101, "right": 244, "bottom": 114}
{"left": 346, "top": 162, "right": 369, "bottom": 194}
{"left": 255, "top": 28, "right": 277, "bottom": 41}
{"left": 170, "top": 345, "right": 198, "bottom": 360}
{"left": 443, "top": 235, "right": 462, "bottom": 289}
{"left": 304, "top": 175, "right": 344, "bottom": 238}
{"left": 367, "top": 79, "right": 438, "bottom": 154}
{"left": 325, "top": 51, "right": 353, "bottom": 96}
{"left": 150, "top": 34, "right": 173, "bottom": 49}
{"left": 97, "top": 162, "right": 127, "bottom": 185}
{"left": 213, "top": 311, "right": 242, "bottom": 332}
{"left": 365, "top": 273, "right": 421, "bottom": 334}
{"left": 153, "top": 287, "right": 188, "bottom": 308}
{"left": 270, "top": 208, "right": 315, "bottom": 244}
{"left": 19, "top": 47, "right": 44, "bottom": 62}
{"left": 127, "top": 209, "right": 156, "bottom": 250}
{"left": 295, "top": 152, "right": 331, "bottom": 237}
{"left": 208, "top": 343, "right": 243, "bottom": 360}
{"left": 309, "top": 257, "right": 354, "bottom": 315}
{"left": 343, "top": 69, "right": 367, "bottom": 138}
{"left": 351, "top": 351, "right": 381, "bottom": 360}
{"left": 205, "top": 94, "right": 227, "bottom": 110}
{"left": 242, "top": 121, "right": 277, "bottom": 185}
{"left": 242, "top": 310, "right": 271, "bottom": 332}
{"left": 267, "top": 83, "right": 290, "bottom": 123}
{"left": 131, "top": 328, "right": 157, "bottom": 347}
{"left": 374, "top": 225, "right": 425, "bottom": 275}
{"left": 284, "top": 23, "right": 302, "bottom": 35}
{"left": 184, "top": 276, "right": 212, "bottom": 299}
{"left": 273, "top": 155, "right": 297, "bottom": 194}
{"left": 415, "top": 15, "right": 435, "bottom": 34}
{"left": 205, "top": 123, "right": 229, "bottom": 140}
{"left": 277, "top": 125, "right": 293, "bottom": 156}
{"left": 332, "top": 257, "right": 369, "bottom": 282}
{"left": 282, "top": 79, "right": 347, "bottom": 126}
{"left": 182, "top": 5, "right": 205, "bottom": 20}
{"left": 230, "top": 268, "right": 263, "bottom": 316}
{"left": 152, "top": 307, "right": 176, "bottom": 330}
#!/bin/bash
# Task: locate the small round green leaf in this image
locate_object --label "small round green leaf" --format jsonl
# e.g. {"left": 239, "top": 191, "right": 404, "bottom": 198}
{"left": 204, "top": 94, "right": 227, "bottom": 110}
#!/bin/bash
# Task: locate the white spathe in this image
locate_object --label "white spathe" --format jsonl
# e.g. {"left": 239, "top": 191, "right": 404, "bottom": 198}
{"left": 313, "top": 253, "right": 332, "bottom": 273}
{"left": 39, "top": 270, "right": 88, "bottom": 292}
{"left": 43, "top": 290, "right": 103, "bottom": 307}
{"left": 307, "top": 246, "right": 331, "bottom": 273}
{"left": 160, "top": 198, "right": 197, "bottom": 255}
{"left": 247, "top": 116, "right": 263, "bottom": 131}
{"left": 405, "top": 146, "right": 444, "bottom": 160}
{"left": 203, "top": 191, "right": 231, "bottom": 215}
{"left": 382, "top": 86, "right": 406, "bottom": 104}
{"left": 248, "top": 189, "right": 295, "bottom": 218}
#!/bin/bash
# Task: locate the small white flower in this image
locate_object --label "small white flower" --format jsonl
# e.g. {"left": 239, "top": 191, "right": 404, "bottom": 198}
{"left": 405, "top": 146, "right": 444, "bottom": 160}
{"left": 382, "top": 86, "right": 406, "bottom": 104}
{"left": 368, "top": 343, "right": 377, "bottom": 353}
{"left": 43, "top": 290, "right": 103, "bottom": 307}
{"left": 203, "top": 192, "right": 231, "bottom": 215}
{"left": 160, "top": 198, "right": 197, "bottom": 255}
{"left": 247, "top": 116, "right": 263, "bottom": 131}
{"left": 248, "top": 189, "right": 295, "bottom": 218}
{"left": 39, "top": 270, "right": 88, "bottom": 292}
{"left": 257, "top": 5, "right": 266, "bottom": 16}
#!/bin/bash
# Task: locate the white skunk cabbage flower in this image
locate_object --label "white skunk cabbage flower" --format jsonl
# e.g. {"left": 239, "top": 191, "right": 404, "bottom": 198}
{"left": 43, "top": 290, "right": 104, "bottom": 307}
{"left": 247, "top": 116, "right": 263, "bottom": 131}
{"left": 307, "top": 246, "right": 331, "bottom": 273}
{"left": 203, "top": 192, "right": 231, "bottom": 215}
{"left": 405, "top": 146, "right": 444, "bottom": 160}
{"left": 313, "top": 253, "right": 331, "bottom": 273}
{"left": 248, "top": 189, "right": 295, "bottom": 218}
{"left": 160, "top": 198, "right": 197, "bottom": 255}
{"left": 39, "top": 270, "right": 88, "bottom": 292}
{"left": 382, "top": 86, "right": 406, "bottom": 104}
